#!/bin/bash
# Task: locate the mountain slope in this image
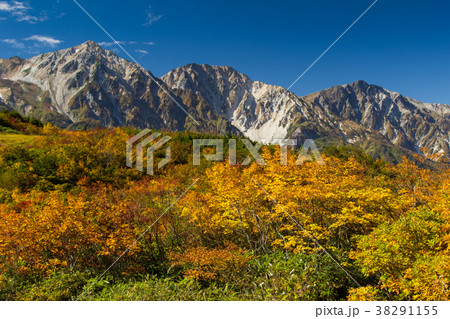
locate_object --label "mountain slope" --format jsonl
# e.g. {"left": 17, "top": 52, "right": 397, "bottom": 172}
{"left": 162, "top": 63, "right": 310, "bottom": 142}
{"left": 0, "top": 41, "right": 237, "bottom": 134}
{"left": 1, "top": 41, "right": 449, "bottom": 160}
{"left": 163, "top": 65, "right": 450, "bottom": 159}
{"left": 301, "top": 81, "right": 450, "bottom": 156}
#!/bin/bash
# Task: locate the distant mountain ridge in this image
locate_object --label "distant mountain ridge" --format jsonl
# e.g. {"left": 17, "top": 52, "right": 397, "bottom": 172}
{"left": 163, "top": 64, "right": 450, "bottom": 159}
{"left": 1, "top": 41, "right": 449, "bottom": 161}
{"left": 0, "top": 41, "right": 237, "bottom": 133}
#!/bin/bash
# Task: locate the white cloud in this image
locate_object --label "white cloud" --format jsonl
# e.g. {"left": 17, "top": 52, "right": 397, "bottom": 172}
{"left": 0, "top": 1, "right": 28, "bottom": 12}
{"left": 1, "top": 38, "right": 24, "bottom": 48}
{"left": 143, "top": 6, "right": 162, "bottom": 26}
{"left": 98, "top": 41, "right": 151, "bottom": 48}
{"left": 0, "top": 1, "right": 47, "bottom": 24}
{"left": 98, "top": 41, "right": 127, "bottom": 47}
{"left": 1, "top": 34, "right": 63, "bottom": 51}
{"left": 135, "top": 49, "right": 149, "bottom": 55}
{"left": 96, "top": 41, "right": 156, "bottom": 53}
{"left": 25, "top": 35, "right": 62, "bottom": 47}
{"left": 15, "top": 13, "right": 47, "bottom": 23}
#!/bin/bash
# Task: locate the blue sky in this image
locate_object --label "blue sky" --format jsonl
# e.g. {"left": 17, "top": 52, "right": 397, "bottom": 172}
{"left": 1, "top": 0, "right": 449, "bottom": 103}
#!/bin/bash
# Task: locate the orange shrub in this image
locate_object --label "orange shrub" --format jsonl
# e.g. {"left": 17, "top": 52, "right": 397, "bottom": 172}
{"left": 169, "top": 245, "right": 252, "bottom": 282}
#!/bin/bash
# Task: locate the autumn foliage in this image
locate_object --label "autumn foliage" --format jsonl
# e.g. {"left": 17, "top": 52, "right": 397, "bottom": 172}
{"left": 0, "top": 121, "right": 449, "bottom": 300}
{"left": 169, "top": 245, "right": 251, "bottom": 282}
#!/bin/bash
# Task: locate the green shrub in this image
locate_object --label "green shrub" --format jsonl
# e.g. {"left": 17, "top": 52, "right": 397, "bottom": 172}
{"left": 0, "top": 188, "right": 12, "bottom": 203}
{"left": 16, "top": 271, "right": 108, "bottom": 301}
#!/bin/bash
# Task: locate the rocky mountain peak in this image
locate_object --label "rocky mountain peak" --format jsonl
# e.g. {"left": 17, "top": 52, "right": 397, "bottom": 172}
{"left": 73, "top": 40, "right": 113, "bottom": 57}
{"left": 348, "top": 79, "right": 370, "bottom": 89}
{"left": 164, "top": 63, "right": 252, "bottom": 87}
{"left": 82, "top": 40, "right": 100, "bottom": 48}
{"left": 0, "top": 42, "right": 449, "bottom": 161}
{"left": 6, "top": 56, "right": 24, "bottom": 64}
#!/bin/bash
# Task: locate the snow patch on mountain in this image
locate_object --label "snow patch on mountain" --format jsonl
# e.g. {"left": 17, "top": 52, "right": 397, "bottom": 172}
{"left": 1, "top": 41, "right": 449, "bottom": 158}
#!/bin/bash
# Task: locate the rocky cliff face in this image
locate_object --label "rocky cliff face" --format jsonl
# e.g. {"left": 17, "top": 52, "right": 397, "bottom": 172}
{"left": 1, "top": 41, "right": 449, "bottom": 160}
{"left": 163, "top": 65, "right": 450, "bottom": 159}
{"left": 0, "top": 41, "right": 237, "bottom": 133}
{"left": 300, "top": 81, "right": 450, "bottom": 156}
{"left": 162, "top": 63, "right": 303, "bottom": 142}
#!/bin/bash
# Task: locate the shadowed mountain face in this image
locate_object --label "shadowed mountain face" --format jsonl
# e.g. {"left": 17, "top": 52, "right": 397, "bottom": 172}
{"left": 163, "top": 65, "right": 450, "bottom": 160}
{"left": 0, "top": 41, "right": 237, "bottom": 134}
{"left": 301, "top": 81, "right": 450, "bottom": 156}
{"left": 1, "top": 41, "right": 449, "bottom": 160}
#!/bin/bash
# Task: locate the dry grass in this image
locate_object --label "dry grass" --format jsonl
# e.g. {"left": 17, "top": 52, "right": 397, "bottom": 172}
{"left": 0, "top": 133, "right": 37, "bottom": 147}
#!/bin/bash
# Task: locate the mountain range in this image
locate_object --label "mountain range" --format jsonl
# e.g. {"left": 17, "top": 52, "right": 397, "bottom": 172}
{"left": 1, "top": 40, "right": 449, "bottom": 161}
